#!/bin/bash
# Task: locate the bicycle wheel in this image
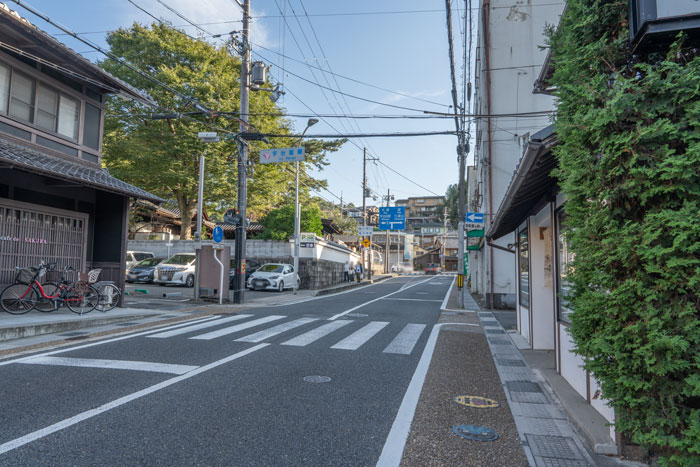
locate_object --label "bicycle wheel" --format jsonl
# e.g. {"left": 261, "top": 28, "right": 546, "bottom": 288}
{"left": 65, "top": 284, "right": 99, "bottom": 315}
{"left": 0, "top": 284, "right": 37, "bottom": 314}
{"left": 95, "top": 284, "right": 121, "bottom": 312}
{"left": 35, "top": 283, "right": 60, "bottom": 312}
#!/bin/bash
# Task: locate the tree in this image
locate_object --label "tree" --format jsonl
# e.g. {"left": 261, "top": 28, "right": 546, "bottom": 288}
{"left": 101, "top": 23, "right": 343, "bottom": 239}
{"left": 259, "top": 203, "right": 323, "bottom": 240}
{"left": 549, "top": 2, "right": 700, "bottom": 463}
{"left": 436, "top": 184, "right": 458, "bottom": 229}
{"left": 313, "top": 196, "right": 358, "bottom": 234}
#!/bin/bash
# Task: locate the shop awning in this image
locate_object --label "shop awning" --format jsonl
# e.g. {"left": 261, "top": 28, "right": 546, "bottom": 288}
{"left": 487, "top": 125, "right": 558, "bottom": 240}
{"left": 0, "top": 137, "right": 163, "bottom": 203}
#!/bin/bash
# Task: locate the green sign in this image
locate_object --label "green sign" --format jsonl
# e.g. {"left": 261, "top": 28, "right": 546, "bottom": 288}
{"left": 463, "top": 252, "right": 468, "bottom": 275}
{"left": 467, "top": 245, "right": 481, "bottom": 251}
{"left": 467, "top": 229, "right": 484, "bottom": 238}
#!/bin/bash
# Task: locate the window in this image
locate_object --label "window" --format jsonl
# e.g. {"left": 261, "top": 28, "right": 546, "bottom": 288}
{"left": 83, "top": 102, "right": 100, "bottom": 149}
{"left": 9, "top": 71, "right": 35, "bottom": 123}
{"left": 57, "top": 94, "right": 79, "bottom": 139}
{"left": 37, "top": 84, "right": 58, "bottom": 132}
{"left": 556, "top": 210, "right": 574, "bottom": 324}
{"left": 518, "top": 227, "right": 529, "bottom": 308}
{"left": 0, "top": 63, "right": 9, "bottom": 113}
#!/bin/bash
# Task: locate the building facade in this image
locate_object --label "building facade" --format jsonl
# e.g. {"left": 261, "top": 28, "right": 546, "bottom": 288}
{"left": 0, "top": 4, "right": 160, "bottom": 292}
{"left": 469, "top": 0, "right": 564, "bottom": 309}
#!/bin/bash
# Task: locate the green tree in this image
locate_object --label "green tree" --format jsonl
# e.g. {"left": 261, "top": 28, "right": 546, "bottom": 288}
{"left": 259, "top": 203, "right": 323, "bottom": 240}
{"left": 549, "top": 1, "right": 700, "bottom": 463}
{"left": 436, "top": 184, "right": 458, "bottom": 228}
{"left": 101, "top": 23, "right": 343, "bottom": 239}
{"left": 313, "top": 196, "right": 358, "bottom": 234}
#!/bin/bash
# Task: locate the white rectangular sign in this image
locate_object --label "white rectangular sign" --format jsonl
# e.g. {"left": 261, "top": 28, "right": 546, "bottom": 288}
{"left": 358, "top": 225, "right": 373, "bottom": 237}
{"left": 259, "top": 147, "right": 305, "bottom": 164}
{"left": 348, "top": 211, "right": 363, "bottom": 218}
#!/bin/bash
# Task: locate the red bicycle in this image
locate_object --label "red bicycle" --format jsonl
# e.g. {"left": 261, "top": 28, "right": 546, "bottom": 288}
{"left": 0, "top": 262, "right": 99, "bottom": 315}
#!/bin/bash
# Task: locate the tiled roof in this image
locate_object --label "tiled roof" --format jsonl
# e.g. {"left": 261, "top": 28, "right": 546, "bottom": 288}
{"left": 0, "top": 137, "right": 163, "bottom": 202}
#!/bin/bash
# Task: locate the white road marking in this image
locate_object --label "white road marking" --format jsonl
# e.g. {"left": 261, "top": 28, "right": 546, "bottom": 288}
{"left": 21, "top": 356, "right": 198, "bottom": 375}
{"left": 235, "top": 318, "right": 317, "bottom": 343}
{"left": 0, "top": 316, "right": 219, "bottom": 367}
{"left": 382, "top": 298, "right": 442, "bottom": 302}
{"left": 415, "top": 292, "right": 429, "bottom": 295}
{"left": 147, "top": 315, "right": 252, "bottom": 338}
{"left": 281, "top": 320, "right": 352, "bottom": 346}
{"left": 190, "top": 315, "right": 285, "bottom": 340}
{"left": 377, "top": 323, "right": 478, "bottom": 467}
{"left": 0, "top": 344, "right": 268, "bottom": 455}
{"left": 383, "top": 324, "right": 426, "bottom": 355}
{"left": 328, "top": 277, "right": 435, "bottom": 321}
{"left": 440, "top": 276, "right": 455, "bottom": 311}
{"left": 330, "top": 321, "right": 389, "bottom": 350}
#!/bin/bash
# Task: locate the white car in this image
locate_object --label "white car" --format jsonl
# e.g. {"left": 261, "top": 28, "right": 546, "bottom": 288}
{"left": 154, "top": 253, "right": 196, "bottom": 287}
{"left": 247, "top": 263, "right": 300, "bottom": 292}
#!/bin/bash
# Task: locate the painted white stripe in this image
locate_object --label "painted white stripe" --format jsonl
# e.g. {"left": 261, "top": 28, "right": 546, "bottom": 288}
{"left": 331, "top": 321, "right": 389, "bottom": 350}
{"left": 383, "top": 324, "right": 426, "bottom": 355}
{"left": 281, "top": 320, "right": 352, "bottom": 346}
{"left": 147, "top": 315, "right": 252, "bottom": 338}
{"left": 269, "top": 276, "right": 401, "bottom": 307}
{"left": 439, "top": 276, "right": 456, "bottom": 311}
{"left": 190, "top": 315, "right": 285, "bottom": 340}
{"left": 235, "top": 318, "right": 317, "bottom": 343}
{"left": 415, "top": 292, "right": 429, "bottom": 295}
{"left": 0, "top": 316, "right": 219, "bottom": 367}
{"left": 21, "top": 356, "right": 198, "bottom": 375}
{"left": 328, "top": 277, "right": 435, "bottom": 321}
{"left": 377, "top": 323, "right": 476, "bottom": 467}
{"left": 382, "top": 298, "right": 442, "bottom": 302}
{"left": 0, "top": 344, "right": 267, "bottom": 455}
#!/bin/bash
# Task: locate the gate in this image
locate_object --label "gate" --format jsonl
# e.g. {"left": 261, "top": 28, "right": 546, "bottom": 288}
{"left": 0, "top": 199, "right": 88, "bottom": 285}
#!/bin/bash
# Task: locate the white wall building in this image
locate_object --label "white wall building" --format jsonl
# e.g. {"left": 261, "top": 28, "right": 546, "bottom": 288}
{"left": 469, "top": 0, "right": 564, "bottom": 308}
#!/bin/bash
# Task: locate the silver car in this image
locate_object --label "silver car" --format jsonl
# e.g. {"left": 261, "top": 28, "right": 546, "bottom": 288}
{"left": 154, "top": 253, "right": 196, "bottom": 287}
{"left": 247, "top": 263, "right": 300, "bottom": 292}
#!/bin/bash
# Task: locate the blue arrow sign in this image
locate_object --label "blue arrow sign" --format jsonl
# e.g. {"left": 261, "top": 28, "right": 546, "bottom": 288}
{"left": 465, "top": 212, "right": 484, "bottom": 224}
{"left": 379, "top": 207, "right": 406, "bottom": 230}
{"left": 212, "top": 226, "right": 223, "bottom": 243}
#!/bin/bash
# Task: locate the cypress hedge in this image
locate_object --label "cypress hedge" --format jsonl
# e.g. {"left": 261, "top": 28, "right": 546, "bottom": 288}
{"left": 549, "top": 1, "right": 700, "bottom": 464}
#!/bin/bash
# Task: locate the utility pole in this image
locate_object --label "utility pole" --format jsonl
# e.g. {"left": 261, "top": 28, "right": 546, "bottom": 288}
{"left": 442, "top": 206, "right": 447, "bottom": 269}
{"left": 233, "top": 0, "right": 250, "bottom": 304}
{"left": 362, "top": 148, "right": 378, "bottom": 278}
{"left": 384, "top": 188, "right": 392, "bottom": 274}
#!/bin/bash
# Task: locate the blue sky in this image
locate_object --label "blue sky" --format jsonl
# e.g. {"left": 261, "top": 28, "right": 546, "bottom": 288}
{"left": 17, "top": 0, "right": 474, "bottom": 207}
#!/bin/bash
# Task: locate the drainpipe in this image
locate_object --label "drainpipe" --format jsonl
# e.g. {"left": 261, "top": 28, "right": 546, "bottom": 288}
{"left": 484, "top": 0, "right": 495, "bottom": 309}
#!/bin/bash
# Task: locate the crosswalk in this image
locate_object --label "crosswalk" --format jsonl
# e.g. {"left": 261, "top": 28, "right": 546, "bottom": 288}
{"left": 147, "top": 314, "right": 428, "bottom": 355}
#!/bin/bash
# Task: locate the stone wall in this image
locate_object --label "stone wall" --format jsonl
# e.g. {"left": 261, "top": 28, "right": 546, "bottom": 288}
{"left": 299, "top": 258, "right": 345, "bottom": 290}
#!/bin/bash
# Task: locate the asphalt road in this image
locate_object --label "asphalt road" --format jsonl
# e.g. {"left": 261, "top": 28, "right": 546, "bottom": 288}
{"left": 0, "top": 275, "right": 453, "bottom": 466}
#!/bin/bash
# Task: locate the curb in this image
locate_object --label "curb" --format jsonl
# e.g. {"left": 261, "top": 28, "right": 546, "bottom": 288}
{"left": 0, "top": 313, "right": 160, "bottom": 342}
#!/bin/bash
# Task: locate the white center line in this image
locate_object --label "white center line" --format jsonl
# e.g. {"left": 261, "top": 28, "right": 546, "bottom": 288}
{"left": 382, "top": 298, "right": 442, "bottom": 302}
{"left": 21, "top": 356, "right": 198, "bottom": 375}
{"left": 0, "top": 344, "right": 268, "bottom": 455}
{"left": 190, "top": 315, "right": 286, "bottom": 340}
{"left": 330, "top": 321, "right": 389, "bottom": 350}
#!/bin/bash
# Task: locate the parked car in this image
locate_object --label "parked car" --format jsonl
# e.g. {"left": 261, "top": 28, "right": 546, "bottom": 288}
{"left": 126, "top": 251, "right": 154, "bottom": 270}
{"left": 154, "top": 253, "right": 197, "bottom": 287}
{"left": 229, "top": 258, "right": 261, "bottom": 289}
{"left": 425, "top": 263, "right": 442, "bottom": 275}
{"left": 126, "top": 257, "right": 166, "bottom": 283}
{"left": 247, "top": 263, "right": 299, "bottom": 292}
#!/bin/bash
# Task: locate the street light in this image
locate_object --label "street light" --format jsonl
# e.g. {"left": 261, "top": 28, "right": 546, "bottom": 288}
{"left": 293, "top": 118, "right": 319, "bottom": 294}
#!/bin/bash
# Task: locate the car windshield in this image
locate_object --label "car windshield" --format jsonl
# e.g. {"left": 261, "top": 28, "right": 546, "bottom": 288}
{"left": 164, "top": 254, "right": 194, "bottom": 265}
{"left": 136, "top": 258, "right": 162, "bottom": 267}
{"left": 258, "top": 264, "right": 283, "bottom": 273}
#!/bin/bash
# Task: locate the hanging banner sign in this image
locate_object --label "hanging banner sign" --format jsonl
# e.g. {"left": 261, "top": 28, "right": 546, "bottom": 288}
{"left": 259, "top": 147, "right": 305, "bottom": 164}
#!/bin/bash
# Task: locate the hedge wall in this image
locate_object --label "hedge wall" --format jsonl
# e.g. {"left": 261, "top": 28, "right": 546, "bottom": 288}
{"left": 549, "top": 1, "right": 700, "bottom": 464}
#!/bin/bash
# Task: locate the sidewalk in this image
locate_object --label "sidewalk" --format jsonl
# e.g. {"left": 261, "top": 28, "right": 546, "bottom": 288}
{"left": 400, "top": 284, "right": 632, "bottom": 467}
{"left": 0, "top": 274, "right": 394, "bottom": 354}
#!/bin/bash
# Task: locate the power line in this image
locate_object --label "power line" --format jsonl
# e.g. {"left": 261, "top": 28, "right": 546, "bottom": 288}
{"left": 256, "top": 131, "right": 460, "bottom": 138}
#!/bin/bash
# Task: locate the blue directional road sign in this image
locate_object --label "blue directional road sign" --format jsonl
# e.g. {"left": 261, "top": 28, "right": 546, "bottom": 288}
{"left": 212, "top": 225, "right": 223, "bottom": 243}
{"left": 465, "top": 212, "right": 484, "bottom": 224}
{"left": 379, "top": 206, "right": 406, "bottom": 230}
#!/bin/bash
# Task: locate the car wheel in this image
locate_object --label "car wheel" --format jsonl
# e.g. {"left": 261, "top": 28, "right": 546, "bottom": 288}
{"left": 277, "top": 281, "right": 284, "bottom": 293}
{"left": 185, "top": 275, "right": 194, "bottom": 288}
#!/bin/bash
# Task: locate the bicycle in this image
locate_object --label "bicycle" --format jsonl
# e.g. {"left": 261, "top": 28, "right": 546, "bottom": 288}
{"left": 0, "top": 263, "right": 100, "bottom": 315}
{"left": 94, "top": 281, "right": 121, "bottom": 312}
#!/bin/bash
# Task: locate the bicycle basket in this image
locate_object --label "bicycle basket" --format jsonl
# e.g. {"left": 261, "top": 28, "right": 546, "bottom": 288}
{"left": 14, "top": 267, "right": 36, "bottom": 285}
{"left": 87, "top": 269, "right": 101, "bottom": 284}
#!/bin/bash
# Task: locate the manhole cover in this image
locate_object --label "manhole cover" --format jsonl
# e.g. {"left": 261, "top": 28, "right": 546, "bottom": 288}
{"left": 303, "top": 375, "right": 331, "bottom": 383}
{"left": 345, "top": 313, "right": 368, "bottom": 318}
{"left": 453, "top": 424, "right": 498, "bottom": 441}
{"left": 453, "top": 395, "right": 500, "bottom": 408}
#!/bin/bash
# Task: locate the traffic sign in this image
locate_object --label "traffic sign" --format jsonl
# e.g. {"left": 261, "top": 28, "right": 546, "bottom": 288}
{"left": 259, "top": 147, "right": 305, "bottom": 164}
{"left": 362, "top": 238, "right": 371, "bottom": 248}
{"left": 378, "top": 206, "right": 406, "bottom": 230}
{"left": 358, "top": 225, "right": 373, "bottom": 237}
{"left": 467, "top": 229, "right": 484, "bottom": 238}
{"left": 465, "top": 212, "right": 484, "bottom": 229}
{"left": 212, "top": 226, "right": 223, "bottom": 243}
